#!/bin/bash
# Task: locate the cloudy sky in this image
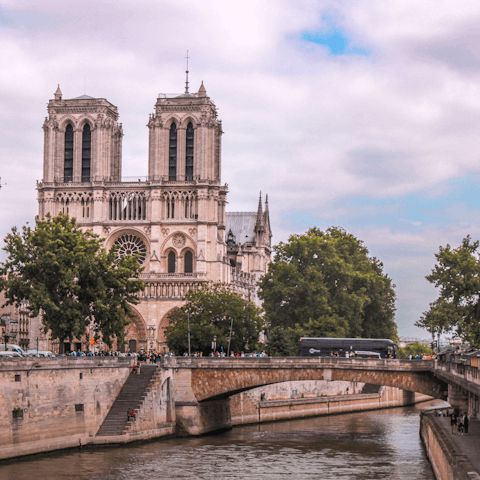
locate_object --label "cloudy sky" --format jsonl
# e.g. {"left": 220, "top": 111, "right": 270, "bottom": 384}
{"left": 1, "top": 0, "right": 480, "bottom": 339}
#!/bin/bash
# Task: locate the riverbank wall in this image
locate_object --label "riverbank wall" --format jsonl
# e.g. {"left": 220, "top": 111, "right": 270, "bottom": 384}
{"left": 419, "top": 411, "right": 480, "bottom": 480}
{"left": 0, "top": 359, "right": 432, "bottom": 462}
{"left": 231, "top": 382, "right": 431, "bottom": 426}
{"left": 0, "top": 357, "right": 135, "bottom": 461}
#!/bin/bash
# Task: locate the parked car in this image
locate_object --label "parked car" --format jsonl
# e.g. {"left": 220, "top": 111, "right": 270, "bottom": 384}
{"left": 26, "top": 350, "right": 55, "bottom": 357}
{"left": 0, "top": 351, "right": 23, "bottom": 357}
{"left": 0, "top": 344, "right": 26, "bottom": 356}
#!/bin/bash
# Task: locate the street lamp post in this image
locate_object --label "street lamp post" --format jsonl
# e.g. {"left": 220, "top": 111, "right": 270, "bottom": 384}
{"left": 187, "top": 312, "right": 191, "bottom": 357}
{"left": 227, "top": 316, "right": 233, "bottom": 357}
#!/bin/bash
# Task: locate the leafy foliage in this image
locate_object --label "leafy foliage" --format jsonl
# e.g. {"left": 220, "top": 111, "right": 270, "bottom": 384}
{"left": 397, "top": 342, "right": 433, "bottom": 359}
{"left": 0, "top": 214, "right": 144, "bottom": 345}
{"left": 165, "top": 283, "right": 264, "bottom": 355}
{"left": 416, "top": 235, "right": 480, "bottom": 346}
{"left": 259, "top": 227, "right": 397, "bottom": 356}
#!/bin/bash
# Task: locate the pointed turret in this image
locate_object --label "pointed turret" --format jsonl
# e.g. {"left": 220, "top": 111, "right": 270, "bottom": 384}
{"left": 255, "top": 192, "right": 265, "bottom": 232}
{"left": 54, "top": 84, "right": 62, "bottom": 100}
{"left": 264, "top": 193, "right": 272, "bottom": 242}
{"left": 198, "top": 81, "right": 206, "bottom": 97}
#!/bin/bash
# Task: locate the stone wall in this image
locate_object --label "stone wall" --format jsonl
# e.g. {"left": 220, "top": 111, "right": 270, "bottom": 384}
{"left": 0, "top": 357, "right": 133, "bottom": 460}
{"left": 0, "top": 357, "right": 441, "bottom": 461}
{"left": 231, "top": 382, "right": 429, "bottom": 426}
{"left": 420, "top": 411, "right": 477, "bottom": 480}
{"left": 172, "top": 357, "right": 447, "bottom": 401}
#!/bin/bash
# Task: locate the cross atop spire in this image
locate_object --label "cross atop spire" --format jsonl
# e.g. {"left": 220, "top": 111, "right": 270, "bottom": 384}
{"left": 185, "top": 50, "right": 190, "bottom": 94}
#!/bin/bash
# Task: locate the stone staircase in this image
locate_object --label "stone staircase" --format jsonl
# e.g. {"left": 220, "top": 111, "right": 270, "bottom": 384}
{"left": 96, "top": 365, "right": 158, "bottom": 437}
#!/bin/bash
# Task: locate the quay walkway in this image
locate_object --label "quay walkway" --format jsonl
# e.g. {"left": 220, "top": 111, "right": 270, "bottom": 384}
{"left": 431, "top": 413, "right": 480, "bottom": 478}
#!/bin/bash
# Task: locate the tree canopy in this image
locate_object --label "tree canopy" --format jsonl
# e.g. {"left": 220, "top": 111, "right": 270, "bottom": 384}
{"left": 259, "top": 227, "right": 397, "bottom": 355}
{"left": 416, "top": 235, "right": 480, "bottom": 346}
{"left": 397, "top": 342, "right": 433, "bottom": 359}
{"left": 0, "top": 214, "right": 144, "bottom": 346}
{"left": 165, "top": 283, "right": 264, "bottom": 355}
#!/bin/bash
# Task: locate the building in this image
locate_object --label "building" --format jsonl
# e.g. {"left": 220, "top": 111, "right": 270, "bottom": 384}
{"left": 0, "top": 291, "right": 49, "bottom": 352}
{"left": 36, "top": 80, "right": 272, "bottom": 353}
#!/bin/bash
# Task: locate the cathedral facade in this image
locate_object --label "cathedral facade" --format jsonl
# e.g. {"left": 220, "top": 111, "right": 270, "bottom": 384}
{"left": 36, "top": 82, "right": 272, "bottom": 353}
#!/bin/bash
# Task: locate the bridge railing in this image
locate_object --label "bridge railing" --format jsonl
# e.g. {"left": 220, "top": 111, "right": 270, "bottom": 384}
{"left": 160, "top": 356, "right": 434, "bottom": 371}
{"left": 436, "top": 358, "right": 480, "bottom": 387}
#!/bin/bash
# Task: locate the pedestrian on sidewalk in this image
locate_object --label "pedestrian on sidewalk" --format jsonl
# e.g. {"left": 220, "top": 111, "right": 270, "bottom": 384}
{"left": 464, "top": 413, "right": 470, "bottom": 435}
{"left": 458, "top": 414, "right": 464, "bottom": 435}
{"left": 451, "top": 412, "right": 457, "bottom": 434}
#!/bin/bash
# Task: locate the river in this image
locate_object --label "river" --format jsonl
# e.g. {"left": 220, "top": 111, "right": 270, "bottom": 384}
{"left": 0, "top": 400, "right": 445, "bottom": 479}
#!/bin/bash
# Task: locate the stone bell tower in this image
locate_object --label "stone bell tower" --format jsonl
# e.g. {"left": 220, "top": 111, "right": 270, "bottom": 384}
{"left": 38, "top": 85, "right": 123, "bottom": 221}
{"left": 41, "top": 85, "right": 123, "bottom": 185}
{"left": 147, "top": 81, "right": 222, "bottom": 183}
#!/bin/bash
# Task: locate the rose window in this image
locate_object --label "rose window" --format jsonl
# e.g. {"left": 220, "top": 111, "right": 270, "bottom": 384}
{"left": 114, "top": 234, "right": 147, "bottom": 264}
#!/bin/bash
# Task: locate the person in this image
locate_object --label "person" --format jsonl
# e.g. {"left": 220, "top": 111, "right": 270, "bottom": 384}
{"left": 127, "top": 407, "right": 136, "bottom": 423}
{"left": 451, "top": 412, "right": 457, "bottom": 434}
{"left": 132, "top": 364, "right": 137, "bottom": 375}
{"left": 464, "top": 413, "right": 469, "bottom": 435}
{"left": 458, "top": 414, "right": 464, "bottom": 435}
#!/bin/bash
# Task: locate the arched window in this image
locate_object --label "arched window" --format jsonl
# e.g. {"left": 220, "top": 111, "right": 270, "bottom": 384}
{"left": 184, "top": 251, "right": 193, "bottom": 273}
{"left": 169, "top": 123, "right": 177, "bottom": 181}
{"left": 168, "top": 251, "right": 176, "bottom": 273}
{"left": 64, "top": 124, "right": 74, "bottom": 182}
{"left": 186, "top": 122, "right": 194, "bottom": 181}
{"left": 82, "top": 124, "right": 91, "bottom": 182}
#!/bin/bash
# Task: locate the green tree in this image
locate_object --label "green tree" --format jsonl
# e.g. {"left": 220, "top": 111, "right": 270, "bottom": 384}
{"left": 416, "top": 235, "right": 480, "bottom": 346}
{"left": 398, "top": 342, "right": 433, "bottom": 359}
{"left": 265, "top": 326, "right": 298, "bottom": 357}
{"left": 165, "top": 283, "right": 264, "bottom": 355}
{"left": 259, "top": 227, "right": 397, "bottom": 346}
{"left": 0, "top": 214, "right": 144, "bottom": 346}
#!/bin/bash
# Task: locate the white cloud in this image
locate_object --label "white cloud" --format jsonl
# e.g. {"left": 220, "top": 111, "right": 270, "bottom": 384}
{"left": 1, "top": 0, "right": 480, "bottom": 337}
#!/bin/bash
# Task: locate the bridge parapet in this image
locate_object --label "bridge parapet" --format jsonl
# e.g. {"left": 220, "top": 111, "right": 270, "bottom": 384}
{"left": 163, "top": 356, "right": 434, "bottom": 372}
{"left": 435, "top": 360, "right": 480, "bottom": 390}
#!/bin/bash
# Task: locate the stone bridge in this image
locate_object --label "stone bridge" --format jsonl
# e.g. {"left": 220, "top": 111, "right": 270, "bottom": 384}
{"left": 162, "top": 357, "right": 447, "bottom": 436}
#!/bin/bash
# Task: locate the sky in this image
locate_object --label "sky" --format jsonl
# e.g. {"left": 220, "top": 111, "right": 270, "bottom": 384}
{"left": 1, "top": 0, "right": 480, "bottom": 339}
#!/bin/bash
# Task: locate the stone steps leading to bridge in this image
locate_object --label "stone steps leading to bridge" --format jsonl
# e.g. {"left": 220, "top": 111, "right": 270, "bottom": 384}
{"left": 96, "top": 365, "right": 158, "bottom": 437}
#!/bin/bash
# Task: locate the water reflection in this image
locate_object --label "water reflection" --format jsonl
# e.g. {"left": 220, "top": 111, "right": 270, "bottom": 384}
{"left": 1, "top": 401, "right": 444, "bottom": 480}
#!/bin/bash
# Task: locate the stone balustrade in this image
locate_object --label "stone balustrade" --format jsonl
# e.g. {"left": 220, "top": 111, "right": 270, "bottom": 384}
{"left": 139, "top": 280, "right": 206, "bottom": 299}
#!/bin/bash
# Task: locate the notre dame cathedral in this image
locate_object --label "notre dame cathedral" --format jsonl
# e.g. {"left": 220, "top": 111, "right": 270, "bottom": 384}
{"left": 36, "top": 81, "right": 272, "bottom": 353}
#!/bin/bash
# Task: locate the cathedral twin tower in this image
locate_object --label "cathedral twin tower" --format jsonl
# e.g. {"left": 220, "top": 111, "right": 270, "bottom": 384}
{"left": 37, "top": 81, "right": 271, "bottom": 353}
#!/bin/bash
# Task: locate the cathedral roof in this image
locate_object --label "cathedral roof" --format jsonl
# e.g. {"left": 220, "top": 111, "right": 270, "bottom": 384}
{"left": 226, "top": 212, "right": 257, "bottom": 245}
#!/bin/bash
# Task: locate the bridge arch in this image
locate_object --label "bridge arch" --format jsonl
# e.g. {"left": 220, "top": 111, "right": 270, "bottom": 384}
{"left": 170, "top": 358, "right": 448, "bottom": 402}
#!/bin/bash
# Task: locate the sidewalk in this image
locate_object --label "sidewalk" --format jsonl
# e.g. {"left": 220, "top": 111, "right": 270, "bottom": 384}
{"left": 435, "top": 414, "right": 480, "bottom": 476}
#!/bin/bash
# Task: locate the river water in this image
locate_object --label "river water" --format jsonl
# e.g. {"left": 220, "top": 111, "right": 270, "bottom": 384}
{"left": 1, "top": 400, "right": 445, "bottom": 480}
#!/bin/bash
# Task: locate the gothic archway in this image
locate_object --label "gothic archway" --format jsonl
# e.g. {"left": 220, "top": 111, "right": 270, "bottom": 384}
{"left": 157, "top": 306, "right": 184, "bottom": 354}
{"left": 116, "top": 309, "right": 148, "bottom": 353}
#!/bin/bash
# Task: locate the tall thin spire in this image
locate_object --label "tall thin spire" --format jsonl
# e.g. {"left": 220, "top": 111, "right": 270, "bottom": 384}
{"left": 255, "top": 191, "right": 265, "bottom": 229}
{"left": 185, "top": 50, "right": 190, "bottom": 94}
